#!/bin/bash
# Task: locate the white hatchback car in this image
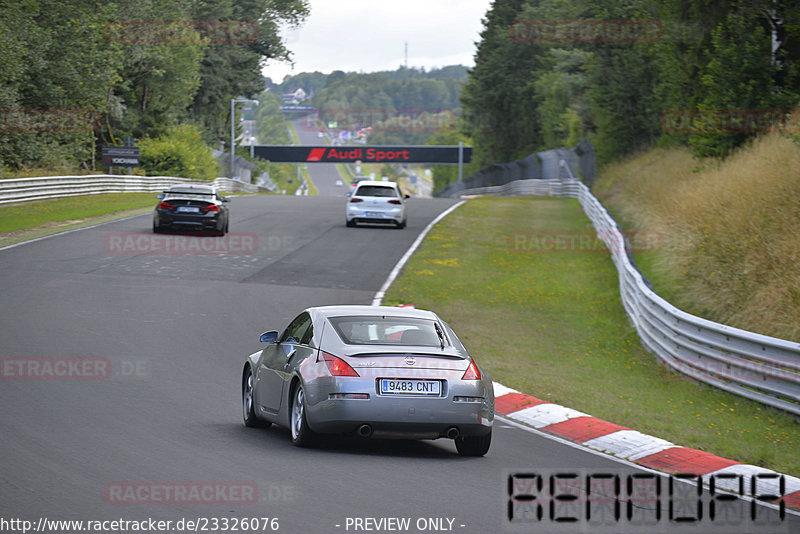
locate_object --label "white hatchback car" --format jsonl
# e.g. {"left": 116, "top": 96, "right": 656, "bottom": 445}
{"left": 346, "top": 181, "right": 408, "bottom": 229}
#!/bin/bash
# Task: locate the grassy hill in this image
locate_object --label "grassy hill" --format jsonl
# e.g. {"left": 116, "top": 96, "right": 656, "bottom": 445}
{"left": 594, "top": 133, "right": 800, "bottom": 342}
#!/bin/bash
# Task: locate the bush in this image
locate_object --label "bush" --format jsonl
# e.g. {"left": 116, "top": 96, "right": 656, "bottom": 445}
{"left": 138, "top": 124, "right": 219, "bottom": 180}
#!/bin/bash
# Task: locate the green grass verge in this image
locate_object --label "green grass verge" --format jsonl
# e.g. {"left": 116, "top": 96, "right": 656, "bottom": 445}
{"left": 383, "top": 197, "right": 799, "bottom": 476}
{"left": 0, "top": 192, "right": 161, "bottom": 242}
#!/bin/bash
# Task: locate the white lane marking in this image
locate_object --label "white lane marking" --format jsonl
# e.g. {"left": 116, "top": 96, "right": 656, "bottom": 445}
{"left": 0, "top": 193, "right": 250, "bottom": 253}
{"left": 371, "top": 200, "right": 466, "bottom": 306}
{"left": 0, "top": 212, "right": 148, "bottom": 252}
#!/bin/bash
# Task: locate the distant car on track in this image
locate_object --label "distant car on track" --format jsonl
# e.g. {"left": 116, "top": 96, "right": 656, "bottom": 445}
{"left": 346, "top": 180, "right": 408, "bottom": 229}
{"left": 153, "top": 184, "right": 230, "bottom": 236}
{"left": 242, "top": 305, "right": 494, "bottom": 456}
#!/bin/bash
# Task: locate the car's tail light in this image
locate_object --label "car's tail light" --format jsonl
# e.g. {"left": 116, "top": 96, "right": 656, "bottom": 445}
{"left": 350, "top": 198, "right": 363, "bottom": 203}
{"left": 202, "top": 204, "right": 220, "bottom": 212}
{"left": 387, "top": 199, "right": 402, "bottom": 205}
{"left": 461, "top": 360, "right": 481, "bottom": 380}
{"left": 158, "top": 201, "right": 176, "bottom": 210}
{"left": 322, "top": 352, "right": 360, "bottom": 377}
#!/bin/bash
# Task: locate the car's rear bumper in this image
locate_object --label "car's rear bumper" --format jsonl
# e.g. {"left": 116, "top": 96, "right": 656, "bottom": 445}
{"left": 305, "top": 382, "right": 494, "bottom": 438}
{"left": 154, "top": 211, "right": 222, "bottom": 231}
{"left": 348, "top": 217, "right": 400, "bottom": 226}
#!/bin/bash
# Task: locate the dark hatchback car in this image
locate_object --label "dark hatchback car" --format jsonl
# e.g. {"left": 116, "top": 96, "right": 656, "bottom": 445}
{"left": 153, "top": 184, "right": 230, "bottom": 236}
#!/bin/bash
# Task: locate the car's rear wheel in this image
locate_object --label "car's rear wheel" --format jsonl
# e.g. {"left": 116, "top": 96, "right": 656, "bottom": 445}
{"left": 153, "top": 221, "right": 163, "bottom": 233}
{"left": 455, "top": 430, "right": 491, "bottom": 456}
{"left": 346, "top": 219, "right": 356, "bottom": 227}
{"left": 396, "top": 219, "right": 406, "bottom": 229}
{"left": 242, "top": 367, "right": 268, "bottom": 428}
{"left": 290, "top": 384, "right": 316, "bottom": 447}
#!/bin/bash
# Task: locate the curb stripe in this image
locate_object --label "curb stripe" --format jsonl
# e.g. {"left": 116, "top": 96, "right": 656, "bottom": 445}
{"left": 510, "top": 403, "right": 588, "bottom": 429}
{"left": 636, "top": 446, "right": 740, "bottom": 475}
{"left": 542, "top": 416, "right": 628, "bottom": 443}
{"left": 495, "top": 392, "right": 547, "bottom": 415}
{"left": 494, "top": 387, "right": 800, "bottom": 511}
{"left": 785, "top": 491, "right": 800, "bottom": 508}
{"left": 583, "top": 429, "right": 675, "bottom": 461}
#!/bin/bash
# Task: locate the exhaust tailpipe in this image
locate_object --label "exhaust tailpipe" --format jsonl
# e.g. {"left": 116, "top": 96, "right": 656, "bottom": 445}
{"left": 446, "top": 427, "right": 460, "bottom": 439}
{"left": 357, "top": 424, "right": 373, "bottom": 438}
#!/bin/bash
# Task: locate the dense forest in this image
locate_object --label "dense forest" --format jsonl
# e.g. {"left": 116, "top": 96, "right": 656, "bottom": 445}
{"left": 462, "top": 0, "right": 800, "bottom": 168}
{"left": 0, "top": 0, "right": 308, "bottom": 174}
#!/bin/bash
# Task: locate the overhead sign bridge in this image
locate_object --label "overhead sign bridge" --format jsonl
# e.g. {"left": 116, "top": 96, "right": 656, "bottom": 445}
{"left": 252, "top": 145, "right": 472, "bottom": 165}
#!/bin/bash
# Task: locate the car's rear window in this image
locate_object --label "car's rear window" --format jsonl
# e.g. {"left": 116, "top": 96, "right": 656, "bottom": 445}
{"left": 329, "top": 316, "right": 445, "bottom": 346}
{"left": 354, "top": 185, "right": 399, "bottom": 198}
{"left": 164, "top": 191, "right": 215, "bottom": 200}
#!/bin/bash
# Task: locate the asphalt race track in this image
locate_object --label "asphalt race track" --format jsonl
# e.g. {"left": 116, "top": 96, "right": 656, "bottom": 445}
{"left": 292, "top": 118, "right": 348, "bottom": 197}
{"left": 1, "top": 195, "right": 796, "bottom": 533}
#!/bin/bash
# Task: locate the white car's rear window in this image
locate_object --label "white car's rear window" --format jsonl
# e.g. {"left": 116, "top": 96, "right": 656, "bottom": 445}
{"left": 354, "top": 185, "right": 399, "bottom": 198}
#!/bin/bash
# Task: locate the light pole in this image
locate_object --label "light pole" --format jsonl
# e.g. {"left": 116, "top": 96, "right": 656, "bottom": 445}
{"left": 230, "top": 98, "right": 259, "bottom": 179}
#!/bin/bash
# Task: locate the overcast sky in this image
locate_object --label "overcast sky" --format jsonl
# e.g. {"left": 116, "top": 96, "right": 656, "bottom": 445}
{"left": 263, "top": 0, "right": 493, "bottom": 82}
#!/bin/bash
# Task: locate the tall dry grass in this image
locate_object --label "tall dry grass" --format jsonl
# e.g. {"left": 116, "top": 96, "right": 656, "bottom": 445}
{"left": 595, "top": 133, "right": 800, "bottom": 341}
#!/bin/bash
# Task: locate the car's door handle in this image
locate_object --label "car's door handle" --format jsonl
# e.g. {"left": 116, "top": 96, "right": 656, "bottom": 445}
{"left": 285, "top": 347, "right": 296, "bottom": 360}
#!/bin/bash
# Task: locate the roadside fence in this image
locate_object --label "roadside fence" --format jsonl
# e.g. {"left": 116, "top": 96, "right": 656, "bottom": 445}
{"left": 437, "top": 141, "right": 800, "bottom": 416}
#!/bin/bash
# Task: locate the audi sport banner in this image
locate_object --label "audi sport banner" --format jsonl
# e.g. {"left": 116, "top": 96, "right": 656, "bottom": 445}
{"left": 252, "top": 145, "right": 472, "bottom": 164}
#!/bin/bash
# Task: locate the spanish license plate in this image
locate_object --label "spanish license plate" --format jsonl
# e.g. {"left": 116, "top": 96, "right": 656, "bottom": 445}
{"left": 177, "top": 206, "right": 200, "bottom": 213}
{"left": 379, "top": 379, "right": 441, "bottom": 396}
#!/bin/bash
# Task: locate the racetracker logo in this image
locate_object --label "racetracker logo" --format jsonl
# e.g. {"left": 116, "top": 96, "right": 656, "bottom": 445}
{"left": 104, "top": 232, "right": 259, "bottom": 255}
{"left": 104, "top": 482, "right": 258, "bottom": 505}
{"left": 511, "top": 230, "right": 663, "bottom": 254}
{"left": 104, "top": 20, "right": 258, "bottom": 45}
{"left": 661, "top": 109, "right": 800, "bottom": 134}
{"left": 510, "top": 19, "right": 663, "bottom": 43}
{"left": 2, "top": 357, "right": 112, "bottom": 380}
{"left": 308, "top": 108, "right": 457, "bottom": 133}
{"left": 0, "top": 108, "right": 101, "bottom": 133}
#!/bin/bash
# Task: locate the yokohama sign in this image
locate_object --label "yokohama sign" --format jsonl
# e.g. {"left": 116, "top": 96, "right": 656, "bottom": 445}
{"left": 252, "top": 145, "right": 472, "bottom": 164}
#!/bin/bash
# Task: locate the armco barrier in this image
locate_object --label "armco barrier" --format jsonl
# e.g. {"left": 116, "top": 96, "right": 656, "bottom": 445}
{"left": 457, "top": 177, "right": 800, "bottom": 416}
{"left": 0, "top": 175, "right": 273, "bottom": 205}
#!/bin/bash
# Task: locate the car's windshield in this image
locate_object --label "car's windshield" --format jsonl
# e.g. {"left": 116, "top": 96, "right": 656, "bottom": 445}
{"left": 329, "top": 316, "right": 446, "bottom": 346}
{"left": 354, "top": 186, "right": 398, "bottom": 198}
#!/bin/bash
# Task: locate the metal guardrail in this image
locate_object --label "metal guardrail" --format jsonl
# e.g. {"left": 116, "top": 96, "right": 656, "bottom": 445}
{"left": 0, "top": 175, "right": 274, "bottom": 205}
{"left": 457, "top": 177, "right": 800, "bottom": 416}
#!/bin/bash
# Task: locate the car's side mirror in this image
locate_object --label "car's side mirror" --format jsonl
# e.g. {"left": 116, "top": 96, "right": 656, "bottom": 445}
{"left": 157, "top": 194, "right": 165, "bottom": 200}
{"left": 346, "top": 192, "right": 352, "bottom": 197}
{"left": 404, "top": 194, "right": 410, "bottom": 199}
{"left": 260, "top": 331, "right": 279, "bottom": 343}
{"left": 222, "top": 197, "right": 230, "bottom": 203}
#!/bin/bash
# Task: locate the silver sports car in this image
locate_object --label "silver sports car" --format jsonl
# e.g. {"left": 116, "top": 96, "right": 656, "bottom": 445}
{"left": 242, "top": 305, "right": 494, "bottom": 456}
